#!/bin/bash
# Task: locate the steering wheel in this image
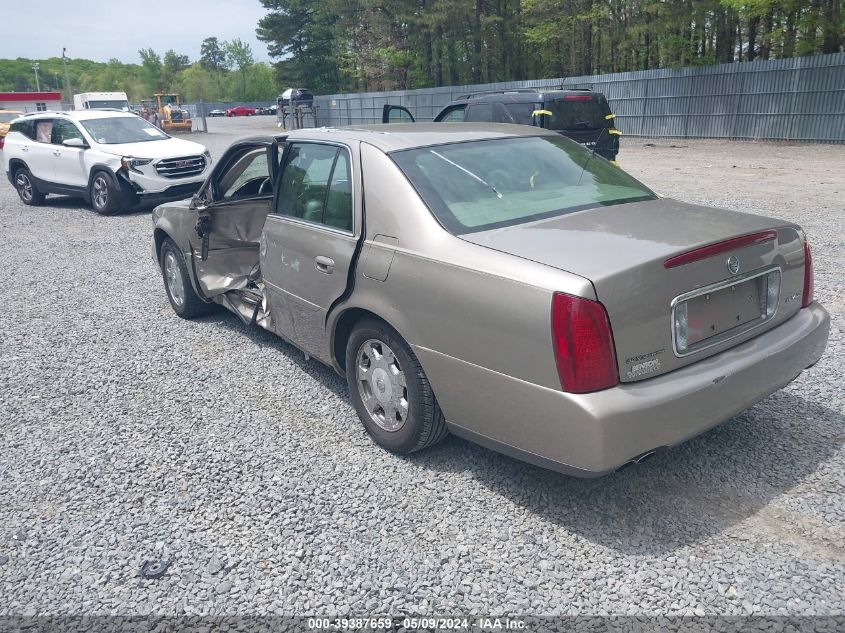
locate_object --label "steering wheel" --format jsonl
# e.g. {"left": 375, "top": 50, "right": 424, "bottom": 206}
{"left": 258, "top": 177, "right": 273, "bottom": 194}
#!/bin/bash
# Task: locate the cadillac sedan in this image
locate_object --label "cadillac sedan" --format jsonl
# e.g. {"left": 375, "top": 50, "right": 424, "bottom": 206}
{"left": 151, "top": 124, "right": 829, "bottom": 476}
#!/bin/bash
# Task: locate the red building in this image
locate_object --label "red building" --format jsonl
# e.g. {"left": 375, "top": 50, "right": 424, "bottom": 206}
{"left": 0, "top": 91, "right": 63, "bottom": 112}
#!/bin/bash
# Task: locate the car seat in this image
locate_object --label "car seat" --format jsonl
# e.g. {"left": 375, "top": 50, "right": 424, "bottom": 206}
{"left": 302, "top": 198, "right": 323, "bottom": 222}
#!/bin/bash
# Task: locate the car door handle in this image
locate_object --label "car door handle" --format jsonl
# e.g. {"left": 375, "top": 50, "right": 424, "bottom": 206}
{"left": 53, "top": 150, "right": 61, "bottom": 156}
{"left": 315, "top": 256, "right": 335, "bottom": 274}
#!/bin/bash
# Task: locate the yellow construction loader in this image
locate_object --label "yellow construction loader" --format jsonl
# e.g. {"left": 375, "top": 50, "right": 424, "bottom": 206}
{"left": 141, "top": 94, "right": 192, "bottom": 132}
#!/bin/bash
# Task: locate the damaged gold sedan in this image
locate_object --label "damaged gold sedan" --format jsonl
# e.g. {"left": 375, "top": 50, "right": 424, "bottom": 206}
{"left": 152, "top": 125, "right": 829, "bottom": 476}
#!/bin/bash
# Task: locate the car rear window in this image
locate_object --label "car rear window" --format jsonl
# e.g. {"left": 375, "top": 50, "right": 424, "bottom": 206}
{"left": 545, "top": 97, "right": 608, "bottom": 131}
{"left": 10, "top": 119, "right": 35, "bottom": 139}
{"left": 391, "top": 135, "right": 655, "bottom": 234}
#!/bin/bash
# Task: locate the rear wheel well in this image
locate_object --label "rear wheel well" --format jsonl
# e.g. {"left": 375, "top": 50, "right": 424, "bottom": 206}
{"left": 8, "top": 159, "right": 26, "bottom": 179}
{"left": 333, "top": 308, "right": 399, "bottom": 371}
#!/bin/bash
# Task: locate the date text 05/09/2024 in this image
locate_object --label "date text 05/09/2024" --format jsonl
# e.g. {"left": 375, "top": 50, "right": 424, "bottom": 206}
{"left": 307, "top": 616, "right": 527, "bottom": 630}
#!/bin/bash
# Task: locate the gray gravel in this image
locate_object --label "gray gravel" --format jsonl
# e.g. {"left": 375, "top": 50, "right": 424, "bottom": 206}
{"left": 1, "top": 120, "right": 843, "bottom": 617}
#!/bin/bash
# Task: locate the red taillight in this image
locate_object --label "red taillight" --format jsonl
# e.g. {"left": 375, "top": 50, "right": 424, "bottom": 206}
{"left": 802, "top": 239, "right": 814, "bottom": 307}
{"left": 563, "top": 95, "right": 592, "bottom": 101}
{"left": 0, "top": 136, "right": 4, "bottom": 150}
{"left": 664, "top": 230, "right": 778, "bottom": 269}
{"left": 551, "top": 292, "right": 618, "bottom": 394}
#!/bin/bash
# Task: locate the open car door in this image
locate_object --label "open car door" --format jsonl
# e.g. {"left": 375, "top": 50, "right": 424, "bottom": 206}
{"left": 190, "top": 138, "right": 282, "bottom": 304}
{"left": 381, "top": 105, "right": 415, "bottom": 123}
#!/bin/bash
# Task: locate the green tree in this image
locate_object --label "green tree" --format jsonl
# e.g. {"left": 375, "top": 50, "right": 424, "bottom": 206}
{"left": 178, "top": 63, "right": 218, "bottom": 101}
{"left": 258, "top": 0, "right": 345, "bottom": 93}
{"left": 162, "top": 50, "right": 190, "bottom": 90}
{"left": 225, "top": 38, "right": 255, "bottom": 99}
{"left": 138, "top": 48, "right": 163, "bottom": 93}
{"left": 200, "top": 37, "right": 228, "bottom": 71}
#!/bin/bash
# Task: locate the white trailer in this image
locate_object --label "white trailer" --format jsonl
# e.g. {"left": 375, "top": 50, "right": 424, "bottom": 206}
{"left": 73, "top": 92, "right": 130, "bottom": 111}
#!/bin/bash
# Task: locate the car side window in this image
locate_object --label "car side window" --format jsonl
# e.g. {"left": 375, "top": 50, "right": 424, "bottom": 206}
{"left": 218, "top": 148, "right": 271, "bottom": 201}
{"left": 386, "top": 107, "right": 414, "bottom": 123}
{"left": 324, "top": 151, "right": 352, "bottom": 231}
{"left": 51, "top": 120, "right": 84, "bottom": 145}
{"left": 276, "top": 143, "right": 352, "bottom": 231}
{"left": 464, "top": 103, "right": 492, "bottom": 122}
{"left": 492, "top": 102, "right": 513, "bottom": 123}
{"left": 437, "top": 106, "right": 466, "bottom": 122}
{"left": 10, "top": 119, "right": 35, "bottom": 140}
{"left": 34, "top": 119, "right": 54, "bottom": 143}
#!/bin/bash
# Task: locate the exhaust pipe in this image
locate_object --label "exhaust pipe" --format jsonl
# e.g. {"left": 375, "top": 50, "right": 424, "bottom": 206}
{"left": 634, "top": 450, "right": 657, "bottom": 464}
{"left": 615, "top": 446, "right": 666, "bottom": 472}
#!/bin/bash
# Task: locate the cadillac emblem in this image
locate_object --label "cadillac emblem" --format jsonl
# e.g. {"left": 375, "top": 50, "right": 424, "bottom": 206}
{"left": 726, "top": 255, "right": 740, "bottom": 275}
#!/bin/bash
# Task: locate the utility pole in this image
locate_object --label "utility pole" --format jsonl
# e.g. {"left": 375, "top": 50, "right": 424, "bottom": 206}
{"left": 32, "top": 63, "right": 40, "bottom": 91}
{"left": 62, "top": 48, "right": 72, "bottom": 103}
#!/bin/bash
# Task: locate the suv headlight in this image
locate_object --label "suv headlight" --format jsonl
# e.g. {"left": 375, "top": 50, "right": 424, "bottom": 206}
{"left": 121, "top": 157, "right": 152, "bottom": 173}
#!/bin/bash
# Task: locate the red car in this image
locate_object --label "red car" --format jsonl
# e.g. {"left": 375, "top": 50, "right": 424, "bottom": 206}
{"left": 226, "top": 106, "right": 256, "bottom": 117}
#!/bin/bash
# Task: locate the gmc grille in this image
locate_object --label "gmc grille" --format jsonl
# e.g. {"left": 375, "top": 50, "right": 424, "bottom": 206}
{"left": 155, "top": 155, "right": 206, "bottom": 179}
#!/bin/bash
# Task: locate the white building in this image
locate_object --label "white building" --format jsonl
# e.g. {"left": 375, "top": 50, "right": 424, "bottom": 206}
{"left": 0, "top": 91, "right": 63, "bottom": 112}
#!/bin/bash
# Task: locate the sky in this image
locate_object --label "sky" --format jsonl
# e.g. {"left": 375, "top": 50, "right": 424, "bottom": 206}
{"left": 0, "top": 0, "right": 272, "bottom": 64}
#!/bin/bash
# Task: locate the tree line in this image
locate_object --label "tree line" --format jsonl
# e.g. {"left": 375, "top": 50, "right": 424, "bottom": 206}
{"left": 0, "top": 37, "right": 279, "bottom": 103}
{"left": 257, "top": 0, "right": 844, "bottom": 94}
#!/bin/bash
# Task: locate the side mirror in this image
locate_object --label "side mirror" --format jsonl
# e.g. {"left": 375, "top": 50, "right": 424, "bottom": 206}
{"left": 190, "top": 190, "right": 209, "bottom": 210}
{"left": 63, "top": 137, "right": 87, "bottom": 148}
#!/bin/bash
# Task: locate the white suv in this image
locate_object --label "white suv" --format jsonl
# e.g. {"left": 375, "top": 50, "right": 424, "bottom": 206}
{"left": 3, "top": 109, "right": 211, "bottom": 214}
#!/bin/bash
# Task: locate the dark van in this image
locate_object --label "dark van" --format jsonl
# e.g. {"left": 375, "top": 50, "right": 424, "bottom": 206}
{"left": 383, "top": 89, "right": 621, "bottom": 162}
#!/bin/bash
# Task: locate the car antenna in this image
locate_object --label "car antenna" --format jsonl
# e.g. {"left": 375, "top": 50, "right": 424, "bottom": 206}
{"left": 576, "top": 126, "right": 609, "bottom": 186}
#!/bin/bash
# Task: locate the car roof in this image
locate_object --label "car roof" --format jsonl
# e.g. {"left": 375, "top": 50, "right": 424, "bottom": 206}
{"left": 286, "top": 123, "right": 559, "bottom": 152}
{"left": 451, "top": 89, "right": 600, "bottom": 104}
{"left": 19, "top": 109, "right": 137, "bottom": 121}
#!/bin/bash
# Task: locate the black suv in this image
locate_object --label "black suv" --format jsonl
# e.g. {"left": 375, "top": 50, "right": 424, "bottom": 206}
{"left": 383, "top": 89, "right": 620, "bottom": 162}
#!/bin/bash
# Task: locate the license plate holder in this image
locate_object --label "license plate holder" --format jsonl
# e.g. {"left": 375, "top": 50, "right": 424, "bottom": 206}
{"left": 685, "top": 277, "right": 763, "bottom": 346}
{"left": 672, "top": 267, "right": 780, "bottom": 356}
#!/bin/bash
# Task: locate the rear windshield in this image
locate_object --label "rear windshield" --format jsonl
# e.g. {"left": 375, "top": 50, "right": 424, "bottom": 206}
{"left": 545, "top": 97, "right": 608, "bottom": 131}
{"left": 80, "top": 116, "right": 168, "bottom": 144}
{"left": 391, "top": 135, "right": 655, "bottom": 234}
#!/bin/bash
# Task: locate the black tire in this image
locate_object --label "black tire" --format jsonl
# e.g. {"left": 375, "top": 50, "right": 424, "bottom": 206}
{"left": 13, "top": 167, "right": 46, "bottom": 205}
{"left": 159, "top": 238, "right": 215, "bottom": 319}
{"left": 346, "top": 319, "right": 448, "bottom": 454}
{"left": 89, "top": 170, "right": 134, "bottom": 215}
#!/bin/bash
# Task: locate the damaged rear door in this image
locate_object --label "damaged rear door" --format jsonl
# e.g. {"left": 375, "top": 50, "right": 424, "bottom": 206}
{"left": 190, "top": 139, "right": 280, "bottom": 302}
{"left": 261, "top": 140, "right": 361, "bottom": 360}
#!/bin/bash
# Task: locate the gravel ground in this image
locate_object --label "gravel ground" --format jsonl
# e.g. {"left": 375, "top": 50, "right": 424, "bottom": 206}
{"left": 1, "top": 119, "right": 843, "bottom": 618}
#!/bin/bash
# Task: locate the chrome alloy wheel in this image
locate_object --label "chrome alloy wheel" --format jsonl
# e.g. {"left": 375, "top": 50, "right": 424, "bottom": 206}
{"left": 92, "top": 175, "right": 109, "bottom": 210}
{"left": 356, "top": 339, "right": 409, "bottom": 432}
{"left": 163, "top": 250, "right": 185, "bottom": 307}
{"left": 16, "top": 172, "right": 33, "bottom": 202}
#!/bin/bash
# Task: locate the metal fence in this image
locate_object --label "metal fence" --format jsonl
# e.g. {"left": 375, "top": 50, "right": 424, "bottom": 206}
{"left": 314, "top": 52, "right": 845, "bottom": 142}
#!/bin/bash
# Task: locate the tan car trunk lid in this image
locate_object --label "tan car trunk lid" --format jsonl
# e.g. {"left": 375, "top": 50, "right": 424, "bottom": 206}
{"left": 461, "top": 198, "right": 807, "bottom": 382}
